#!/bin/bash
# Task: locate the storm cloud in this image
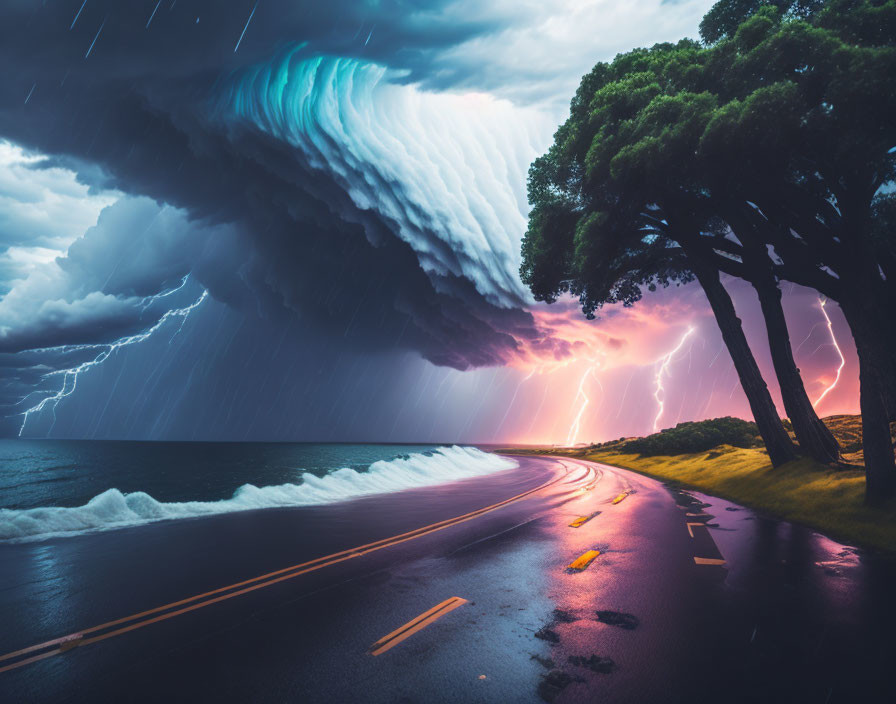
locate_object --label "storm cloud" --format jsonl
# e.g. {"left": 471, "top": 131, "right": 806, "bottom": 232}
{"left": 9, "top": 0, "right": 830, "bottom": 444}
{"left": 0, "top": 0, "right": 578, "bottom": 376}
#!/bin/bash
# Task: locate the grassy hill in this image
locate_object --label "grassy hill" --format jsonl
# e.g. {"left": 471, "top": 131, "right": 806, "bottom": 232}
{"left": 583, "top": 414, "right": 893, "bottom": 465}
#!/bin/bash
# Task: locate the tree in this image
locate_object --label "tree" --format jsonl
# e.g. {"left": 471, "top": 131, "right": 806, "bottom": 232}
{"left": 525, "top": 2, "right": 896, "bottom": 499}
{"left": 575, "top": 3, "right": 896, "bottom": 499}
{"left": 521, "top": 61, "right": 800, "bottom": 466}
{"left": 713, "top": 208, "right": 841, "bottom": 463}
{"left": 694, "top": 0, "right": 896, "bottom": 500}
{"left": 522, "top": 40, "right": 851, "bottom": 466}
{"left": 593, "top": 49, "right": 843, "bottom": 465}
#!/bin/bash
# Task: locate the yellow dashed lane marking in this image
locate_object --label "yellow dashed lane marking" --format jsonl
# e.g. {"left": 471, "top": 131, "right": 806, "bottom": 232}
{"left": 369, "top": 597, "right": 467, "bottom": 656}
{"left": 569, "top": 511, "right": 600, "bottom": 528}
{"left": 686, "top": 522, "right": 705, "bottom": 538}
{"left": 611, "top": 493, "right": 628, "bottom": 505}
{"left": 686, "top": 521, "right": 726, "bottom": 566}
{"left": 694, "top": 557, "right": 726, "bottom": 566}
{"left": 567, "top": 550, "right": 601, "bottom": 571}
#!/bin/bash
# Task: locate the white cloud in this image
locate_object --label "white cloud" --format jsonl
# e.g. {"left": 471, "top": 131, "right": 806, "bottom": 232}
{"left": 0, "top": 188, "right": 220, "bottom": 352}
{"left": 0, "top": 141, "right": 118, "bottom": 247}
{"left": 0, "top": 140, "right": 119, "bottom": 289}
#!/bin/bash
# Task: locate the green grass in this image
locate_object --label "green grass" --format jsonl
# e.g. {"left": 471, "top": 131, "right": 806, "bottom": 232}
{"left": 586, "top": 445, "right": 896, "bottom": 553}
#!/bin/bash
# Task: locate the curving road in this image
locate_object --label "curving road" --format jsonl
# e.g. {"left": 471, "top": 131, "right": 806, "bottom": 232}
{"left": 0, "top": 455, "right": 894, "bottom": 703}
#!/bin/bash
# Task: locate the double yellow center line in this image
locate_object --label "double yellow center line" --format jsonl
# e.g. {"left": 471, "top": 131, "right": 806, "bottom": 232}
{"left": 369, "top": 597, "right": 468, "bottom": 655}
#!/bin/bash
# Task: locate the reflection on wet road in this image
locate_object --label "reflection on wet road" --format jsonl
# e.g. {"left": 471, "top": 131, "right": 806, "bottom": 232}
{"left": 0, "top": 455, "right": 894, "bottom": 702}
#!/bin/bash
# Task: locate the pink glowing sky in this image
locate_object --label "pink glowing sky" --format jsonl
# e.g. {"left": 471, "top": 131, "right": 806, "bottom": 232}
{"left": 452, "top": 276, "right": 857, "bottom": 445}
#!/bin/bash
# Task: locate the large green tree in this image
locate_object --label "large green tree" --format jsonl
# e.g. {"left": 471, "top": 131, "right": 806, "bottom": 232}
{"left": 522, "top": 41, "right": 827, "bottom": 467}
{"left": 694, "top": 0, "right": 896, "bottom": 500}
{"left": 523, "top": 0, "right": 896, "bottom": 500}
{"left": 521, "top": 49, "right": 801, "bottom": 466}
{"left": 580, "top": 39, "right": 842, "bottom": 465}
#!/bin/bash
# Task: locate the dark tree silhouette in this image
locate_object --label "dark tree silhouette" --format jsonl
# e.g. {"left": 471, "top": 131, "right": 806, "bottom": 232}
{"left": 520, "top": 71, "right": 800, "bottom": 465}
{"left": 695, "top": 0, "right": 896, "bottom": 500}
{"left": 523, "top": 0, "right": 896, "bottom": 501}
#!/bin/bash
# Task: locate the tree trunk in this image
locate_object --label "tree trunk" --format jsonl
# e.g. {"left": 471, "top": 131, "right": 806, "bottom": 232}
{"left": 836, "top": 189, "right": 896, "bottom": 504}
{"left": 878, "top": 296, "right": 896, "bottom": 421}
{"left": 692, "top": 263, "right": 799, "bottom": 467}
{"left": 751, "top": 274, "right": 841, "bottom": 464}
{"left": 839, "top": 292, "right": 896, "bottom": 504}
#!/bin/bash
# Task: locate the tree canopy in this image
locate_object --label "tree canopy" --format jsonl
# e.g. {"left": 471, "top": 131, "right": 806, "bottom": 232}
{"left": 523, "top": 0, "right": 896, "bottom": 340}
{"left": 521, "top": 0, "right": 896, "bottom": 500}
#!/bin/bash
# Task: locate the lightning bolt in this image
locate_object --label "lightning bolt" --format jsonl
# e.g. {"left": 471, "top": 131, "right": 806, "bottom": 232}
{"left": 653, "top": 326, "right": 696, "bottom": 433}
{"left": 566, "top": 361, "right": 600, "bottom": 446}
{"left": 16, "top": 290, "right": 208, "bottom": 436}
{"left": 615, "top": 368, "right": 636, "bottom": 420}
{"left": 794, "top": 321, "right": 825, "bottom": 356}
{"left": 813, "top": 297, "right": 846, "bottom": 410}
{"left": 139, "top": 274, "right": 190, "bottom": 311}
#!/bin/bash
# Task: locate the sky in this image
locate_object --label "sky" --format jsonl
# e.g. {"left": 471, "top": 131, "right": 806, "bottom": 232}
{"left": 0, "top": 0, "right": 858, "bottom": 443}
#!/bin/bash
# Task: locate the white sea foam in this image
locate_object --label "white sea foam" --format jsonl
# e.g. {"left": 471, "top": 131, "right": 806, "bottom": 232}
{"left": 0, "top": 446, "right": 517, "bottom": 542}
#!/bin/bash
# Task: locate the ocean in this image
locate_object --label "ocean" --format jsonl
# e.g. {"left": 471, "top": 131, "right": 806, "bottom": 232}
{"left": 0, "top": 440, "right": 517, "bottom": 542}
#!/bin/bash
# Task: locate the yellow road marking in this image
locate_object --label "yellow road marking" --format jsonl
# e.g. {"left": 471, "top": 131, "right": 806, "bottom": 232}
{"left": 694, "top": 557, "right": 726, "bottom": 566}
{"left": 369, "top": 597, "right": 467, "bottom": 656}
{"left": 569, "top": 511, "right": 600, "bottom": 528}
{"left": 569, "top": 513, "right": 597, "bottom": 528}
{"left": 687, "top": 521, "right": 725, "bottom": 565}
{"left": 686, "top": 522, "right": 706, "bottom": 538}
{"left": 611, "top": 493, "right": 628, "bottom": 505}
{"left": 0, "top": 462, "right": 578, "bottom": 675}
{"left": 567, "top": 550, "right": 601, "bottom": 571}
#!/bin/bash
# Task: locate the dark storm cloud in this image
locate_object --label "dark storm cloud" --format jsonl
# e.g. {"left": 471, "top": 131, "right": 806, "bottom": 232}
{"left": 0, "top": 0, "right": 550, "bottom": 371}
{"left": 60, "top": 198, "right": 207, "bottom": 298}
{"left": 1, "top": 0, "right": 503, "bottom": 87}
{"left": 0, "top": 195, "right": 229, "bottom": 354}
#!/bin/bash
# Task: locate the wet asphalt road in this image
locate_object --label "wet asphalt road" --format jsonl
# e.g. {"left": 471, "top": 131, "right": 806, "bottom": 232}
{"left": 1, "top": 455, "right": 895, "bottom": 703}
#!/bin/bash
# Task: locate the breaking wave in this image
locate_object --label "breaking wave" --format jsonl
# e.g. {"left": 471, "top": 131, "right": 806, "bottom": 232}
{"left": 224, "top": 51, "right": 553, "bottom": 308}
{"left": 0, "top": 446, "right": 517, "bottom": 542}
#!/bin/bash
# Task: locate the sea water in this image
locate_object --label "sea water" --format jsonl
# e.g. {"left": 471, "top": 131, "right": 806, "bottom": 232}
{"left": 0, "top": 440, "right": 517, "bottom": 541}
